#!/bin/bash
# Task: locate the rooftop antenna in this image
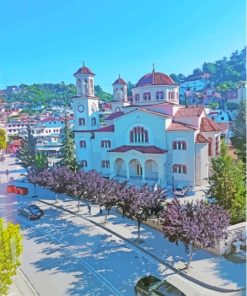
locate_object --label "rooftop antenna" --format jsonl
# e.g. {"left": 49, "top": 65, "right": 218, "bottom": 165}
{"left": 82, "top": 60, "right": 85, "bottom": 67}
{"left": 119, "top": 74, "right": 121, "bottom": 79}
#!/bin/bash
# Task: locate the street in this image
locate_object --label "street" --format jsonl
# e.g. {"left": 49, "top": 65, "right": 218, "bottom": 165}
{"left": 0, "top": 155, "right": 245, "bottom": 296}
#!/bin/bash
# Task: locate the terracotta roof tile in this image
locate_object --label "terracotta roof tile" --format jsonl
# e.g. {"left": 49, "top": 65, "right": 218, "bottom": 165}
{"left": 217, "top": 123, "right": 229, "bottom": 131}
{"left": 196, "top": 133, "right": 209, "bottom": 143}
{"left": 136, "top": 72, "right": 175, "bottom": 87}
{"left": 74, "top": 65, "right": 95, "bottom": 76}
{"left": 108, "top": 145, "right": 167, "bottom": 154}
{"left": 200, "top": 117, "right": 222, "bottom": 132}
{"left": 167, "top": 121, "right": 197, "bottom": 131}
{"left": 112, "top": 77, "right": 127, "bottom": 85}
{"left": 174, "top": 107, "right": 204, "bottom": 117}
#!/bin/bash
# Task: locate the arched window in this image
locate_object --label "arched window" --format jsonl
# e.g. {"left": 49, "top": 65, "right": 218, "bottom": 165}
{"left": 90, "top": 79, "right": 94, "bottom": 93}
{"left": 173, "top": 164, "right": 187, "bottom": 174}
{"left": 101, "top": 160, "right": 110, "bottom": 168}
{"left": 101, "top": 140, "right": 111, "bottom": 148}
{"left": 156, "top": 91, "right": 164, "bottom": 100}
{"left": 91, "top": 117, "right": 96, "bottom": 126}
{"left": 172, "top": 140, "right": 187, "bottom": 150}
{"left": 81, "top": 160, "right": 87, "bottom": 168}
{"left": 182, "top": 165, "right": 187, "bottom": 174}
{"left": 129, "top": 126, "right": 149, "bottom": 143}
{"left": 143, "top": 92, "right": 151, "bottom": 100}
{"left": 79, "top": 140, "right": 86, "bottom": 148}
{"left": 208, "top": 138, "right": 212, "bottom": 156}
{"left": 135, "top": 94, "right": 140, "bottom": 101}
{"left": 79, "top": 118, "right": 85, "bottom": 126}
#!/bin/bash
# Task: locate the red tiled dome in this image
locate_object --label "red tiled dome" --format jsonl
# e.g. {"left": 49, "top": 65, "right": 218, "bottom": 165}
{"left": 136, "top": 72, "right": 175, "bottom": 87}
{"left": 74, "top": 65, "right": 95, "bottom": 76}
{"left": 112, "top": 77, "right": 127, "bottom": 85}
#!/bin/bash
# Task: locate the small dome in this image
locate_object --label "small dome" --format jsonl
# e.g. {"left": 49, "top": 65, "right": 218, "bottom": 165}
{"left": 74, "top": 65, "right": 95, "bottom": 76}
{"left": 136, "top": 72, "right": 175, "bottom": 87}
{"left": 112, "top": 76, "right": 127, "bottom": 85}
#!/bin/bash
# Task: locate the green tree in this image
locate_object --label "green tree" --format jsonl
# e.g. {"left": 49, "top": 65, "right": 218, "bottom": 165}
{"left": 231, "top": 100, "right": 246, "bottom": 162}
{"left": 17, "top": 125, "right": 37, "bottom": 170}
{"left": 207, "top": 141, "right": 246, "bottom": 224}
{"left": 0, "top": 128, "right": 7, "bottom": 154}
{"left": 60, "top": 119, "right": 78, "bottom": 171}
{"left": 0, "top": 218, "right": 23, "bottom": 295}
{"left": 34, "top": 152, "right": 48, "bottom": 172}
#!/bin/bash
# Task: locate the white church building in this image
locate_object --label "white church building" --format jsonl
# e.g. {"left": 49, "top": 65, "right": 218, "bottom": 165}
{"left": 72, "top": 64, "right": 222, "bottom": 188}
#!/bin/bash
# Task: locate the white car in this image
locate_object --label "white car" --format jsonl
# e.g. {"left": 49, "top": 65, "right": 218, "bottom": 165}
{"left": 174, "top": 185, "right": 188, "bottom": 197}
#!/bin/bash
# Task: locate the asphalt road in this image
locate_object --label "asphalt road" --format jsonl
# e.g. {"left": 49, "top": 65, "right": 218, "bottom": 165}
{"left": 0, "top": 156, "right": 168, "bottom": 296}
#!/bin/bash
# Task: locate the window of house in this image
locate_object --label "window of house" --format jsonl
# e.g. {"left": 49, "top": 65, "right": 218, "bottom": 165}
{"left": 81, "top": 160, "right": 88, "bottom": 168}
{"left": 101, "top": 160, "right": 110, "bottom": 168}
{"left": 79, "top": 118, "right": 85, "bottom": 126}
{"left": 221, "top": 117, "right": 224, "bottom": 120}
{"left": 130, "top": 126, "right": 149, "bottom": 143}
{"left": 135, "top": 94, "right": 140, "bottom": 101}
{"left": 173, "top": 164, "right": 187, "bottom": 174}
{"left": 90, "top": 79, "right": 94, "bottom": 93}
{"left": 172, "top": 141, "right": 187, "bottom": 150}
{"left": 143, "top": 92, "right": 151, "bottom": 100}
{"left": 156, "top": 91, "right": 164, "bottom": 100}
{"left": 92, "top": 117, "right": 96, "bottom": 126}
{"left": 101, "top": 140, "right": 111, "bottom": 148}
{"left": 79, "top": 140, "right": 86, "bottom": 148}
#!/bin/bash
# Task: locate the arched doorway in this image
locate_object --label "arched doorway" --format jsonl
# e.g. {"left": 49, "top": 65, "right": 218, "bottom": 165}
{"left": 129, "top": 159, "right": 142, "bottom": 179}
{"left": 114, "top": 158, "right": 126, "bottom": 178}
{"left": 145, "top": 160, "right": 158, "bottom": 181}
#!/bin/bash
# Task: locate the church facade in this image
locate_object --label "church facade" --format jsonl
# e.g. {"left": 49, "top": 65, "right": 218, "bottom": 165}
{"left": 72, "top": 64, "right": 222, "bottom": 188}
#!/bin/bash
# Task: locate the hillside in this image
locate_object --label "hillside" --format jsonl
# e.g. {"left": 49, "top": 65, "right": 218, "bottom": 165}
{"left": 5, "top": 82, "right": 112, "bottom": 106}
{"left": 170, "top": 47, "right": 246, "bottom": 92}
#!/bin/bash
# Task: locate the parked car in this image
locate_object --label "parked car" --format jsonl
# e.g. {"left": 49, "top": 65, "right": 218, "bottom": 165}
{"left": 135, "top": 275, "right": 185, "bottom": 296}
{"left": 18, "top": 205, "right": 44, "bottom": 220}
{"left": 174, "top": 185, "right": 188, "bottom": 197}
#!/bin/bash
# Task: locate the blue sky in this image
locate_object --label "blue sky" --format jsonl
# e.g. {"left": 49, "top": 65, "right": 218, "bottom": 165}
{"left": 0, "top": 0, "right": 246, "bottom": 92}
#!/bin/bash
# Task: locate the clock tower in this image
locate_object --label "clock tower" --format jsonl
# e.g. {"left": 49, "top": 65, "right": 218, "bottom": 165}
{"left": 72, "top": 63, "right": 99, "bottom": 130}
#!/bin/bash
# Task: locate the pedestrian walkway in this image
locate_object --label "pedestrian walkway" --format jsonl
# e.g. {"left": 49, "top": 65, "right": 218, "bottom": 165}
{"left": 11, "top": 179, "right": 246, "bottom": 295}
{"left": 8, "top": 269, "right": 38, "bottom": 296}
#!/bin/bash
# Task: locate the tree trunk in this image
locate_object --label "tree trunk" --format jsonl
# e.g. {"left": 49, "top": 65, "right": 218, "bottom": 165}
{"left": 55, "top": 193, "right": 58, "bottom": 202}
{"left": 137, "top": 220, "right": 141, "bottom": 241}
{"left": 187, "top": 245, "right": 194, "bottom": 269}
{"left": 77, "top": 198, "right": 80, "bottom": 212}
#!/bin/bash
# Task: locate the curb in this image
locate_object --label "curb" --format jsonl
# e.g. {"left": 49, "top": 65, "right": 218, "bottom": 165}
{"left": 39, "top": 199, "right": 245, "bottom": 294}
{"left": 18, "top": 268, "right": 39, "bottom": 296}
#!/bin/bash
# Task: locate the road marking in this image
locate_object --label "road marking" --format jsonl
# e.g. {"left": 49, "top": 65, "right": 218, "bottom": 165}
{"left": 21, "top": 219, "right": 123, "bottom": 296}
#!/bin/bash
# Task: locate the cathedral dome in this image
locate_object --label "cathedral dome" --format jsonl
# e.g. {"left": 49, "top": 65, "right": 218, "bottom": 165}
{"left": 136, "top": 71, "right": 175, "bottom": 87}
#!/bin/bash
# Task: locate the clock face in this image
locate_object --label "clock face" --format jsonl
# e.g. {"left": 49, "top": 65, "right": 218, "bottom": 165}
{"left": 78, "top": 105, "right": 84, "bottom": 112}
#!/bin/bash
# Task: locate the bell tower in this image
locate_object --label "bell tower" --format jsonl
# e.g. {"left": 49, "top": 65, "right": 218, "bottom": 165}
{"left": 72, "top": 63, "right": 99, "bottom": 131}
{"left": 111, "top": 75, "right": 129, "bottom": 112}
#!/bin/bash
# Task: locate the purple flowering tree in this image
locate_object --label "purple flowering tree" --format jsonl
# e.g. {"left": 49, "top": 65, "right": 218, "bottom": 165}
{"left": 161, "top": 199, "right": 230, "bottom": 268}
{"left": 129, "top": 185, "right": 163, "bottom": 242}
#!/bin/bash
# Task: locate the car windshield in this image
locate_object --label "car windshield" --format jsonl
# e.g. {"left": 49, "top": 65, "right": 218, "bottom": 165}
{"left": 175, "top": 188, "right": 182, "bottom": 191}
{"left": 155, "top": 281, "right": 185, "bottom": 295}
{"left": 28, "top": 205, "right": 40, "bottom": 210}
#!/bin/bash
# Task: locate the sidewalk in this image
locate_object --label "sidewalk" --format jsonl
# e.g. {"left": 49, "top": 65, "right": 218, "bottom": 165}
{"left": 8, "top": 269, "right": 38, "bottom": 296}
{"left": 12, "top": 180, "right": 246, "bottom": 294}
